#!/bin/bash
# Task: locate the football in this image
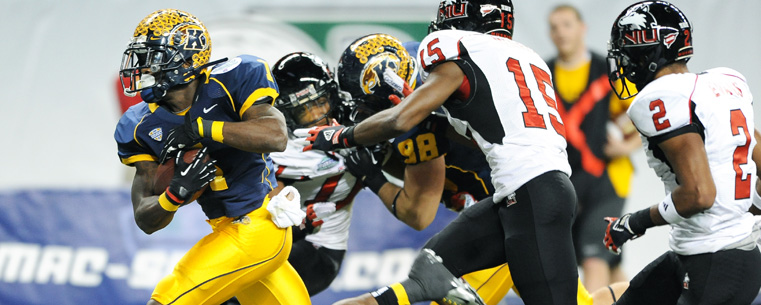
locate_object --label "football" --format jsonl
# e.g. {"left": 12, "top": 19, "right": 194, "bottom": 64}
{"left": 153, "top": 148, "right": 211, "bottom": 203}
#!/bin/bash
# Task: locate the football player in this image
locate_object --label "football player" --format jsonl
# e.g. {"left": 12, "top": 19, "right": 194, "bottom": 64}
{"left": 603, "top": 1, "right": 761, "bottom": 304}
{"left": 336, "top": 33, "right": 491, "bottom": 230}
{"left": 114, "top": 9, "right": 309, "bottom": 305}
{"left": 332, "top": 33, "right": 630, "bottom": 305}
{"left": 269, "top": 52, "right": 361, "bottom": 296}
{"left": 302, "top": 0, "right": 582, "bottom": 303}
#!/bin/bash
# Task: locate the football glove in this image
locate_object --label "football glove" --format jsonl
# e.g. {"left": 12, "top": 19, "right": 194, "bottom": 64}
{"left": 603, "top": 214, "right": 643, "bottom": 254}
{"left": 446, "top": 192, "right": 477, "bottom": 212}
{"left": 294, "top": 119, "right": 356, "bottom": 152}
{"left": 165, "top": 147, "right": 216, "bottom": 205}
{"left": 306, "top": 202, "right": 337, "bottom": 228}
{"left": 267, "top": 186, "right": 306, "bottom": 228}
{"left": 345, "top": 146, "right": 388, "bottom": 194}
{"left": 160, "top": 113, "right": 202, "bottom": 164}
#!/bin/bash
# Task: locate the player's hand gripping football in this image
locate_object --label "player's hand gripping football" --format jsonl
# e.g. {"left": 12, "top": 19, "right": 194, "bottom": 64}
{"left": 294, "top": 119, "right": 355, "bottom": 152}
{"left": 160, "top": 113, "right": 203, "bottom": 164}
{"left": 165, "top": 147, "right": 216, "bottom": 206}
{"left": 603, "top": 214, "right": 643, "bottom": 254}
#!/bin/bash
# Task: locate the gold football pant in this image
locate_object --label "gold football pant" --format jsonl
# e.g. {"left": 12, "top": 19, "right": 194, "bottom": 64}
{"left": 151, "top": 198, "right": 310, "bottom": 305}
{"left": 455, "top": 264, "right": 592, "bottom": 305}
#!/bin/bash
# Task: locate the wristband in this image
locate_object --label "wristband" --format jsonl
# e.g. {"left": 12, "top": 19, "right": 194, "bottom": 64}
{"left": 158, "top": 192, "right": 180, "bottom": 212}
{"left": 753, "top": 189, "right": 761, "bottom": 210}
{"left": 341, "top": 126, "right": 357, "bottom": 147}
{"left": 627, "top": 207, "right": 655, "bottom": 234}
{"left": 391, "top": 189, "right": 402, "bottom": 219}
{"left": 658, "top": 194, "right": 687, "bottom": 224}
{"left": 364, "top": 171, "right": 389, "bottom": 194}
{"left": 198, "top": 118, "right": 225, "bottom": 143}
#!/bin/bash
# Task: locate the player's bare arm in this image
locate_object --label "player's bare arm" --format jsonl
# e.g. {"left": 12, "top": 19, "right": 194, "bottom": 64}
{"left": 378, "top": 156, "right": 446, "bottom": 230}
{"left": 352, "top": 62, "right": 464, "bottom": 145}
{"left": 131, "top": 161, "right": 175, "bottom": 234}
{"left": 657, "top": 132, "right": 716, "bottom": 220}
{"left": 218, "top": 102, "right": 288, "bottom": 153}
{"left": 605, "top": 132, "right": 715, "bottom": 253}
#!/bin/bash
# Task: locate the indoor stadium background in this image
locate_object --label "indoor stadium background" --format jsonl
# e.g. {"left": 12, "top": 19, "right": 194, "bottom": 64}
{"left": 1, "top": 0, "right": 760, "bottom": 304}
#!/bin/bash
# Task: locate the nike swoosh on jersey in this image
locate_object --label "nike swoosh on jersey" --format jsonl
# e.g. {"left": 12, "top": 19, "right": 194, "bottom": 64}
{"left": 203, "top": 104, "right": 219, "bottom": 113}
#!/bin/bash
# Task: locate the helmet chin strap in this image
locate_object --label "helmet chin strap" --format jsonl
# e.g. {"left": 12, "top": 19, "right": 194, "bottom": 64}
{"left": 140, "top": 84, "right": 167, "bottom": 104}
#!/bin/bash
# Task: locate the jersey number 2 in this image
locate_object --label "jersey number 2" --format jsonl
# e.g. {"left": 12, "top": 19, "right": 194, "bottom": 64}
{"left": 730, "top": 109, "right": 751, "bottom": 199}
{"left": 506, "top": 58, "right": 565, "bottom": 137}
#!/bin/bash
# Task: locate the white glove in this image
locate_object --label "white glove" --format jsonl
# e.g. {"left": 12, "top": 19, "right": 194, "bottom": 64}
{"left": 267, "top": 186, "right": 305, "bottom": 228}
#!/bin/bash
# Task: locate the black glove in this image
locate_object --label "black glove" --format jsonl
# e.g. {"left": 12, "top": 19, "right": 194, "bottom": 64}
{"left": 164, "top": 147, "right": 216, "bottom": 206}
{"left": 603, "top": 214, "right": 644, "bottom": 254}
{"left": 302, "top": 124, "right": 356, "bottom": 152}
{"left": 160, "top": 113, "right": 202, "bottom": 164}
{"left": 345, "top": 146, "right": 387, "bottom": 194}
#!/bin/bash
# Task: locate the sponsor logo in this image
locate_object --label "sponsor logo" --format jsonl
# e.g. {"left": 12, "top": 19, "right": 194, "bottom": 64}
{"left": 480, "top": 4, "right": 499, "bottom": 17}
{"left": 505, "top": 193, "right": 517, "bottom": 207}
{"left": 149, "top": 128, "right": 162, "bottom": 141}
{"left": 330, "top": 248, "right": 417, "bottom": 291}
{"left": 211, "top": 57, "right": 242, "bottom": 75}
{"left": 317, "top": 156, "right": 339, "bottom": 172}
{"left": 683, "top": 272, "right": 690, "bottom": 289}
{"left": 664, "top": 32, "right": 678, "bottom": 49}
{"left": 323, "top": 130, "right": 336, "bottom": 141}
{"left": 203, "top": 104, "right": 218, "bottom": 113}
{"left": 0, "top": 242, "right": 183, "bottom": 289}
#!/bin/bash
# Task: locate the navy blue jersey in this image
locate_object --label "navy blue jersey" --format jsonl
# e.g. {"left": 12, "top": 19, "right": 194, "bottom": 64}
{"left": 114, "top": 55, "right": 279, "bottom": 219}
{"left": 392, "top": 115, "right": 493, "bottom": 201}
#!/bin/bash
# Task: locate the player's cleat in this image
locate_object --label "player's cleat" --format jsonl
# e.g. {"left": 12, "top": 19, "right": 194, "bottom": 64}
{"left": 438, "top": 277, "right": 486, "bottom": 305}
{"left": 408, "top": 249, "right": 486, "bottom": 304}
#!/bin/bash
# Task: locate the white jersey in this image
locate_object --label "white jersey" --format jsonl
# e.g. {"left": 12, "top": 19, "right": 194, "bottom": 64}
{"left": 270, "top": 139, "right": 361, "bottom": 250}
{"left": 627, "top": 68, "right": 757, "bottom": 255}
{"left": 418, "top": 30, "right": 571, "bottom": 202}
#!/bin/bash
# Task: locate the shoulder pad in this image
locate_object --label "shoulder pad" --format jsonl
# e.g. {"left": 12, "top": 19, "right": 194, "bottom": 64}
{"left": 418, "top": 30, "right": 472, "bottom": 72}
{"left": 627, "top": 87, "right": 691, "bottom": 138}
{"left": 114, "top": 102, "right": 150, "bottom": 145}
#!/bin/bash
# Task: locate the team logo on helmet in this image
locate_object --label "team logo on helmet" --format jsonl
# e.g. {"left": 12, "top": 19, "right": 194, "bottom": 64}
{"left": 438, "top": 0, "right": 469, "bottom": 22}
{"left": 360, "top": 53, "right": 402, "bottom": 95}
{"left": 183, "top": 28, "right": 208, "bottom": 51}
{"left": 617, "top": 5, "right": 678, "bottom": 47}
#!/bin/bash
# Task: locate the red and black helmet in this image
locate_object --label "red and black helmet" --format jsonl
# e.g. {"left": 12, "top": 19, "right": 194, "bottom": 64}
{"left": 607, "top": 1, "right": 693, "bottom": 98}
{"left": 272, "top": 52, "right": 341, "bottom": 129}
{"left": 428, "top": 0, "right": 515, "bottom": 39}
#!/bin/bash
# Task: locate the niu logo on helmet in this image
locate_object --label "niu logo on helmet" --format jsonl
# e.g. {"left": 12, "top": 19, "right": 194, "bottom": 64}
{"left": 439, "top": 0, "right": 468, "bottom": 21}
